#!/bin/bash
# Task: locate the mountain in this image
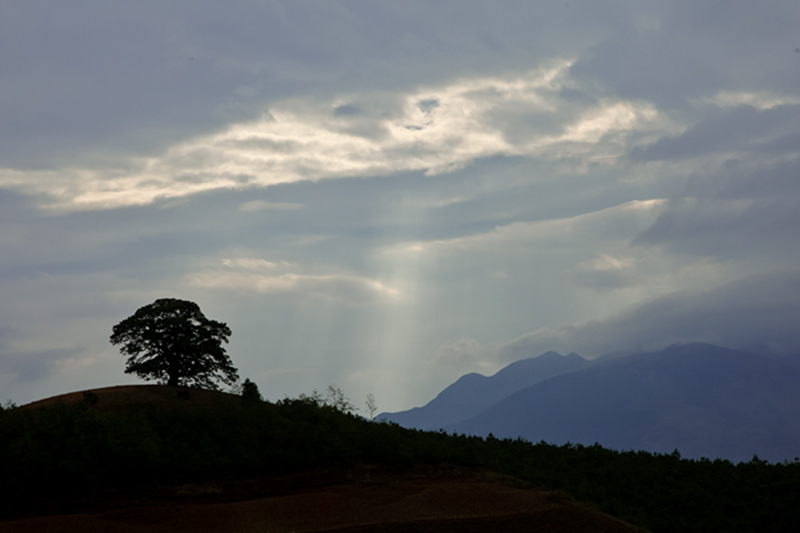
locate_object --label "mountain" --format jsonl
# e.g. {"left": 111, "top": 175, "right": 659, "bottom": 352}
{"left": 446, "top": 343, "right": 800, "bottom": 463}
{"left": 379, "top": 351, "right": 589, "bottom": 430}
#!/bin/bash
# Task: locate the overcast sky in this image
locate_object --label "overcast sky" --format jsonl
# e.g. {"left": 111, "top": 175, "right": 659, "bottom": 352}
{"left": 2, "top": 1, "right": 799, "bottom": 411}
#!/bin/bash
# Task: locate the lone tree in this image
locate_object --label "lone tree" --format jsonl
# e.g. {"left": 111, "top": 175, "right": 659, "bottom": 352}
{"left": 110, "top": 298, "right": 238, "bottom": 390}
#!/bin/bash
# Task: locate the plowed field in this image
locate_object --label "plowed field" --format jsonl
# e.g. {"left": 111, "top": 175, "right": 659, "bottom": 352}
{"left": 3, "top": 472, "right": 644, "bottom": 533}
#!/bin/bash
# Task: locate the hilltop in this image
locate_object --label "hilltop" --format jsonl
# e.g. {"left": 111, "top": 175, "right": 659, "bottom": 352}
{"left": 20, "top": 384, "right": 235, "bottom": 411}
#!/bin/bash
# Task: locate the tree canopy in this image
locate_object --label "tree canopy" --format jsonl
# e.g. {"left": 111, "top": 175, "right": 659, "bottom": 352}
{"left": 110, "top": 298, "right": 238, "bottom": 390}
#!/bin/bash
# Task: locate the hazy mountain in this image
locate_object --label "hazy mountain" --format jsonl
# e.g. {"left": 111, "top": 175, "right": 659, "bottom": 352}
{"left": 379, "top": 351, "right": 589, "bottom": 430}
{"left": 446, "top": 343, "right": 800, "bottom": 463}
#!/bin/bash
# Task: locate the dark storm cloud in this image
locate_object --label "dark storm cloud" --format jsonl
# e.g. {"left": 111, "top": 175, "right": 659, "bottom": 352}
{"left": 0, "top": 188, "right": 37, "bottom": 223}
{"left": 630, "top": 104, "right": 800, "bottom": 161}
{"left": 570, "top": 267, "right": 642, "bottom": 292}
{"left": 572, "top": 27, "right": 725, "bottom": 108}
{"left": 0, "top": 187, "right": 266, "bottom": 288}
{"left": 0, "top": 326, "right": 81, "bottom": 382}
{"left": 0, "top": 3, "right": 256, "bottom": 168}
{"left": 0, "top": 347, "right": 81, "bottom": 382}
{"left": 333, "top": 105, "right": 363, "bottom": 117}
{"left": 501, "top": 270, "right": 800, "bottom": 361}
{"left": 571, "top": 1, "right": 800, "bottom": 109}
{"left": 0, "top": 0, "right": 611, "bottom": 169}
{"left": 0, "top": 0, "right": 396, "bottom": 167}
{"left": 634, "top": 157, "right": 800, "bottom": 259}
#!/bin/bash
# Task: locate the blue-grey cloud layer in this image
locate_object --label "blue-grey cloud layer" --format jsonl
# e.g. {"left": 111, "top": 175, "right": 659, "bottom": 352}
{"left": 2, "top": 1, "right": 799, "bottom": 410}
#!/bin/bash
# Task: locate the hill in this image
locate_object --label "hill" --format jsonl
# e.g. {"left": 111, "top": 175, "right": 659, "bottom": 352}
{"left": 379, "top": 351, "right": 589, "bottom": 429}
{"left": 3, "top": 381, "right": 800, "bottom": 532}
{"left": 447, "top": 343, "right": 800, "bottom": 463}
{"left": 20, "top": 384, "right": 236, "bottom": 412}
{"left": 3, "top": 385, "right": 643, "bottom": 532}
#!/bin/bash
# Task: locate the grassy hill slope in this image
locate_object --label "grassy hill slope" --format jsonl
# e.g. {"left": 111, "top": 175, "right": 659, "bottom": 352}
{"left": 2, "top": 385, "right": 799, "bottom": 532}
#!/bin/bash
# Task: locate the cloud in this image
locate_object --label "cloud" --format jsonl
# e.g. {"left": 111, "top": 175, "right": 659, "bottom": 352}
{"left": 0, "top": 62, "right": 666, "bottom": 211}
{"left": 434, "top": 337, "right": 489, "bottom": 365}
{"left": 188, "top": 258, "right": 400, "bottom": 306}
{"left": 2, "top": 1, "right": 800, "bottom": 413}
{"left": 499, "top": 270, "right": 800, "bottom": 360}
{"left": 571, "top": 254, "right": 642, "bottom": 291}
{"left": 435, "top": 337, "right": 483, "bottom": 365}
{"left": 0, "top": 344, "right": 83, "bottom": 382}
{"left": 238, "top": 200, "right": 303, "bottom": 212}
{"left": 429, "top": 337, "right": 500, "bottom": 377}
{"left": 634, "top": 157, "right": 800, "bottom": 260}
{"left": 701, "top": 91, "right": 800, "bottom": 111}
{"left": 333, "top": 104, "right": 364, "bottom": 117}
{"left": 393, "top": 199, "right": 666, "bottom": 255}
{"left": 630, "top": 104, "right": 800, "bottom": 161}
{"left": 570, "top": 2, "right": 800, "bottom": 108}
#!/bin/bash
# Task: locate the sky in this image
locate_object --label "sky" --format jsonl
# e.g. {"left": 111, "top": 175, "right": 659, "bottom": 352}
{"left": 2, "top": 1, "right": 800, "bottom": 412}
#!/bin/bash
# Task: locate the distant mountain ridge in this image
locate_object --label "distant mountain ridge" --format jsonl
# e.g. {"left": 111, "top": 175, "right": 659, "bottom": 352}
{"left": 446, "top": 343, "right": 800, "bottom": 462}
{"left": 384, "top": 343, "right": 800, "bottom": 463}
{"left": 379, "top": 351, "right": 589, "bottom": 430}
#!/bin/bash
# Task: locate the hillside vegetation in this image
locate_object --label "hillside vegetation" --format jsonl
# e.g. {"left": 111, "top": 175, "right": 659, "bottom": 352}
{"left": 1, "top": 385, "right": 799, "bottom": 532}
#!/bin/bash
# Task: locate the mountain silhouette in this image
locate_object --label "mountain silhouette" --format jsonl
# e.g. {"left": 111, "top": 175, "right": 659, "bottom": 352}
{"left": 379, "top": 351, "right": 589, "bottom": 430}
{"left": 446, "top": 343, "right": 800, "bottom": 462}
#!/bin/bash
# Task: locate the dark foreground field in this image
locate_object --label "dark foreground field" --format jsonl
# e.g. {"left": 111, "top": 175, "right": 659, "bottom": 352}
{"left": 2, "top": 469, "right": 643, "bottom": 533}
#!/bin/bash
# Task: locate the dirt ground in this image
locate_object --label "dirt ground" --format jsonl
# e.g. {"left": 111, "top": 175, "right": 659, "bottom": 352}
{"left": 2, "top": 472, "right": 644, "bottom": 533}
{"left": 19, "top": 384, "right": 232, "bottom": 412}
